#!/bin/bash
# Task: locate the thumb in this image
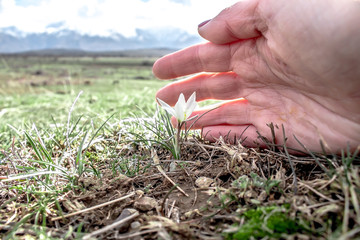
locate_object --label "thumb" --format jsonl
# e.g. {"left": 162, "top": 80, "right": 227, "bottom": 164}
{"left": 198, "top": 0, "right": 264, "bottom": 44}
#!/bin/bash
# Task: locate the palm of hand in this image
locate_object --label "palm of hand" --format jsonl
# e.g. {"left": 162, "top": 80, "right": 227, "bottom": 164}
{"left": 154, "top": 0, "right": 360, "bottom": 153}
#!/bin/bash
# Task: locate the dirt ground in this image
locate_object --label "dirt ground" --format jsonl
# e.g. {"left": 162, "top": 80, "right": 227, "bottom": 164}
{"left": 3, "top": 135, "right": 357, "bottom": 240}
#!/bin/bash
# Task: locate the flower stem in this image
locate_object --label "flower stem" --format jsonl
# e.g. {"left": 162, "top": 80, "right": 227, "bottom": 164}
{"left": 175, "top": 121, "right": 182, "bottom": 159}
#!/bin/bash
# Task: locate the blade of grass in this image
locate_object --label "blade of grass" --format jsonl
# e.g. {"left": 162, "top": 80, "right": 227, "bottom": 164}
{"left": 75, "top": 129, "right": 89, "bottom": 177}
{"left": 294, "top": 135, "right": 331, "bottom": 177}
{"left": 83, "top": 113, "right": 115, "bottom": 152}
{"left": 25, "top": 131, "right": 45, "bottom": 162}
{"left": 1, "top": 171, "right": 62, "bottom": 182}
{"left": 282, "top": 125, "right": 297, "bottom": 194}
{"left": 66, "top": 91, "right": 83, "bottom": 148}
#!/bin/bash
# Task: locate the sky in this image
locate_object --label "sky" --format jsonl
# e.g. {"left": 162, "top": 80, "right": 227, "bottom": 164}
{"left": 0, "top": 0, "right": 239, "bottom": 37}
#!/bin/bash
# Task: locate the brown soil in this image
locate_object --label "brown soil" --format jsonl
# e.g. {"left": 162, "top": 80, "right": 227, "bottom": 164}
{"left": 0, "top": 138, "right": 358, "bottom": 239}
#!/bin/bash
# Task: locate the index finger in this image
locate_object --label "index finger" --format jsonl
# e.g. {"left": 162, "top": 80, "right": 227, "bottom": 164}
{"left": 152, "top": 42, "right": 232, "bottom": 79}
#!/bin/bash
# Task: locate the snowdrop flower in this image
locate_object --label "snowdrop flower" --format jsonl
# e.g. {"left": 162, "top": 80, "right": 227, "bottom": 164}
{"left": 157, "top": 92, "right": 197, "bottom": 123}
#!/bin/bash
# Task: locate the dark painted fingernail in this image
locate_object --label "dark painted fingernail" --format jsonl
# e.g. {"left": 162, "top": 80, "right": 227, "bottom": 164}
{"left": 198, "top": 19, "right": 210, "bottom": 28}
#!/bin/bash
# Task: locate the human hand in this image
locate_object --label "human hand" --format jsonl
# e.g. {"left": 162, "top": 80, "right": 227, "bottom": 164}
{"left": 153, "top": 0, "right": 360, "bottom": 153}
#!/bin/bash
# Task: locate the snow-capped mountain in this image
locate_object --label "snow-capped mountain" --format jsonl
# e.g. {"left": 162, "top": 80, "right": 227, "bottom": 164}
{"left": 0, "top": 26, "right": 202, "bottom": 53}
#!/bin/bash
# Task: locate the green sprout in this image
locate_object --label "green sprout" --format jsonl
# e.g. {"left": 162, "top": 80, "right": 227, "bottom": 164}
{"left": 157, "top": 92, "right": 197, "bottom": 159}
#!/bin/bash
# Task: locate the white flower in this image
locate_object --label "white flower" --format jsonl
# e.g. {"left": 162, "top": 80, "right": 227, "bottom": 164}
{"left": 157, "top": 92, "right": 197, "bottom": 122}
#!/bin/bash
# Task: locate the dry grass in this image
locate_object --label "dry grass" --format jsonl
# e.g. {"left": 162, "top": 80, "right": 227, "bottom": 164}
{"left": 1, "top": 130, "right": 359, "bottom": 239}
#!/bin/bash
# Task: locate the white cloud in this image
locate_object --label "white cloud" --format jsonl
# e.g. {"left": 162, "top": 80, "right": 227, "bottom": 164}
{"left": 0, "top": 0, "right": 239, "bottom": 36}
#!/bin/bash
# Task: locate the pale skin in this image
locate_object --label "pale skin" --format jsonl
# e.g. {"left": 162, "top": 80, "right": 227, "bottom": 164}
{"left": 153, "top": 0, "right": 360, "bottom": 154}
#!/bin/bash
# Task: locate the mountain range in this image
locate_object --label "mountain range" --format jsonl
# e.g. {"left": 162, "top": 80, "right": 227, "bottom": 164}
{"left": 0, "top": 26, "right": 202, "bottom": 53}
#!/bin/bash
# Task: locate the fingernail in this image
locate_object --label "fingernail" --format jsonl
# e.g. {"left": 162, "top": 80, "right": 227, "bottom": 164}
{"left": 198, "top": 19, "right": 210, "bottom": 28}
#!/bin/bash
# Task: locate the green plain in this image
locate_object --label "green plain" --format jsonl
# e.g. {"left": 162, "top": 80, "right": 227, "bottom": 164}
{"left": 0, "top": 56, "right": 167, "bottom": 149}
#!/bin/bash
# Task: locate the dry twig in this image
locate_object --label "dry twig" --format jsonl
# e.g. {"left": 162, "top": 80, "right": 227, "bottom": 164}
{"left": 298, "top": 182, "right": 337, "bottom": 203}
{"left": 152, "top": 149, "right": 189, "bottom": 197}
{"left": 83, "top": 211, "right": 139, "bottom": 240}
{"left": 51, "top": 192, "right": 135, "bottom": 221}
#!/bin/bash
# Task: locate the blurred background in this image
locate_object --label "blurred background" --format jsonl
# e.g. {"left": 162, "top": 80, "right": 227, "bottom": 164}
{"left": 0, "top": 0, "right": 238, "bottom": 53}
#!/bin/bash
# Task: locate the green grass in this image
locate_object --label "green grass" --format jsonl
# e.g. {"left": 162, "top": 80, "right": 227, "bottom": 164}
{"left": 224, "top": 205, "right": 308, "bottom": 240}
{"left": 0, "top": 55, "right": 359, "bottom": 240}
{"left": 0, "top": 55, "right": 166, "bottom": 239}
{"left": 0, "top": 56, "right": 166, "bottom": 150}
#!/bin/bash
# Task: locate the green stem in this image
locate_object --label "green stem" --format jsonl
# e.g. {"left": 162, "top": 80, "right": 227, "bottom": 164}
{"left": 175, "top": 121, "right": 182, "bottom": 160}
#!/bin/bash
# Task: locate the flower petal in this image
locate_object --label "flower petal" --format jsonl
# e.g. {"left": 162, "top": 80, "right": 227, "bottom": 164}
{"left": 185, "top": 92, "right": 196, "bottom": 110}
{"left": 184, "top": 92, "right": 197, "bottom": 120}
{"left": 174, "top": 93, "right": 186, "bottom": 121}
{"left": 185, "top": 101, "right": 197, "bottom": 120}
{"left": 157, "top": 98, "right": 176, "bottom": 116}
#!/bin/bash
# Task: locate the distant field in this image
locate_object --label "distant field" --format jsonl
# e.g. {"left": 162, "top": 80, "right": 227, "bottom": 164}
{"left": 0, "top": 55, "right": 167, "bottom": 148}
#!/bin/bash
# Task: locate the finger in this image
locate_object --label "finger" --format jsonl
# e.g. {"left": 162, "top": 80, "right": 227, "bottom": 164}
{"left": 153, "top": 40, "right": 257, "bottom": 80}
{"left": 156, "top": 72, "right": 246, "bottom": 106}
{"left": 186, "top": 98, "right": 252, "bottom": 129}
{"left": 201, "top": 125, "right": 267, "bottom": 148}
{"left": 153, "top": 42, "right": 231, "bottom": 79}
{"left": 198, "top": 1, "right": 265, "bottom": 44}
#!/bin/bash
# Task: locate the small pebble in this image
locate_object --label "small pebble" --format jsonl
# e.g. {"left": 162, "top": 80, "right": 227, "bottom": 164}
{"left": 195, "top": 177, "right": 214, "bottom": 188}
{"left": 115, "top": 208, "right": 139, "bottom": 232}
{"left": 134, "top": 197, "right": 158, "bottom": 211}
{"left": 258, "top": 191, "right": 267, "bottom": 202}
{"left": 130, "top": 221, "right": 141, "bottom": 229}
{"left": 169, "top": 162, "right": 177, "bottom": 172}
